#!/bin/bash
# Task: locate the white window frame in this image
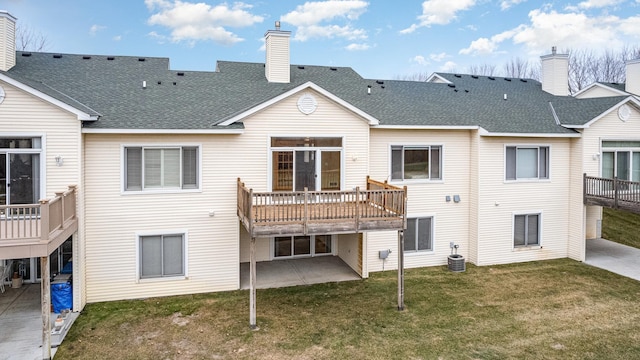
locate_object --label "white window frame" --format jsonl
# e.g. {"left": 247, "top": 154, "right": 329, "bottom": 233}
{"left": 404, "top": 215, "right": 435, "bottom": 254}
{"left": 600, "top": 140, "right": 640, "bottom": 181}
{"left": 512, "top": 211, "right": 542, "bottom": 249}
{"left": 270, "top": 234, "right": 336, "bottom": 259}
{"left": 0, "top": 133, "right": 46, "bottom": 204}
{"left": 505, "top": 145, "right": 550, "bottom": 182}
{"left": 389, "top": 144, "right": 443, "bottom": 183}
{"left": 136, "top": 230, "right": 188, "bottom": 282}
{"left": 122, "top": 144, "right": 201, "bottom": 194}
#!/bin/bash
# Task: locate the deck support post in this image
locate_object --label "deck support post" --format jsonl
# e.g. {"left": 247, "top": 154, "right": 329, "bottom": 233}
{"left": 397, "top": 230, "right": 405, "bottom": 311}
{"left": 41, "top": 256, "right": 51, "bottom": 360}
{"left": 249, "top": 236, "right": 257, "bottom": 329}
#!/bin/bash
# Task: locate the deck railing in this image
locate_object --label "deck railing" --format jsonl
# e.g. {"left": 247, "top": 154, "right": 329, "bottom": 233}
{"left": 584, "top": 174, "right": 640, "bottom": 212}
{"left": 237, "top": 177, "right": 407, "bottom": 236}
{"left": 0, "top": 185, "right": 77, "bottom": 242}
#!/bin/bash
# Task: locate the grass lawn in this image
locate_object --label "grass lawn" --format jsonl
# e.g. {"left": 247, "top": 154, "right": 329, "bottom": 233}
{"left": 602, "top": 207, "right": 640, "bottom": 249}
{"left": 56, "top": 259, "right": 640, "bottom": 360}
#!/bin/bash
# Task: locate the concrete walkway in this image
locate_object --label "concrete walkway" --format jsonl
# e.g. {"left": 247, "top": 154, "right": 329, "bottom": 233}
{"left": 0, "top": 284, "right": 78, "bottom": 360}
{"left": 240, "top": 256, "right": 361, "bottom": 289}
{"left": 585, "top": 238, "right": 640, "bottom": 281}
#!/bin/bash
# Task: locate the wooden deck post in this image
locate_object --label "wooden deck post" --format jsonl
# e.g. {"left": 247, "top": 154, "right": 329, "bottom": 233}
{"left": 397, "top": 230, "right": 405, "bottom": 311}
{"left": 41, "top": 256, "right": 51, "bottom": 360}
{"left": 40, "top": 199, "right": 50, "bottom": 241}
{"left": 249, "top": 236, "right": 257, "bottom": 329}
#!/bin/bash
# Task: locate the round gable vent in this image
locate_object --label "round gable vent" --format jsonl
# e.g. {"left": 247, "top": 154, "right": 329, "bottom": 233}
{"left": 297, "top": 93, "right": 317, "bottom": 115}
{"left": 618, "top": 104, "right": 631, "bottom": 122}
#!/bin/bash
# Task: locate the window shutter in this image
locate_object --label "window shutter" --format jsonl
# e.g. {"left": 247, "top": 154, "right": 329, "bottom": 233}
{"left": 126, "top": 147, "right": 142, "bottom": 191}
{"left": 182, "top": 147, "right": 198, "bottom": 189}
{"left": 430, "top": 146, "right": 441, "bottom": 180}
{"left": 506, "top": 147, "right": 516, "bottom": 180}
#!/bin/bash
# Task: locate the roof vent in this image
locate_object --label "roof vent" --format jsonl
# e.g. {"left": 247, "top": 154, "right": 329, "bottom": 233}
{"left": 505, "top": 78, "right": 511, "bottom": 82}
{"left": 177, "top": 72, "right": 185, "bottom": 76}
{"left": 21, "top": 53, "right": 32, "bottom": 57}
{"left": 53, "top": 54, "right": 62, "bottom": 59}
{"left": 376, "top": 80, "right": 384, "bottom": 85}
{"left": 471, "top": 75, "right": 478, "bottom": 79}
{"left": 330, "top": 67, "right": 337, "bottom": 71}
{"left": 297, "top": 66, "right": 305, "bottom": 69}
{"left": 381, "top": 85, "right": 385, "bottom": 89}
{"left": 82, "top": 56, "right": 91, "bottom": 60}
{"left": 454, "top": 89, "right": 458, "bottom": 92}
{"left": 107, "top": 56, "right": 115, "bottom": 60}
{"left": 464, "top": 89, "right": 469, "bottom": 93}
{"left": 454, "top": 74, "right": 461, "bottom": 78}
{"left": 157, "top": 81, "right": 162, "bottom": 85}
{"left": 138, "top": 58, "right": 146, "bottom": 62}
{"left": 488, "top": 76, "right": 495, "bottom": 80}
{"left": 520, "top": 79, "right": 527, "bottom": 83}
{"left": 173, "top": 82, "right": 177, "bottom": 85}
{"left": 447, "top": 84, "right": 455, "bottom": 88}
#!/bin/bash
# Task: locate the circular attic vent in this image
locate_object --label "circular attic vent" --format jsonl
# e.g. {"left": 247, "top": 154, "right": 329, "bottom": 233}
{"left": 297, "top": 93, "right": 317, "bottom": 115}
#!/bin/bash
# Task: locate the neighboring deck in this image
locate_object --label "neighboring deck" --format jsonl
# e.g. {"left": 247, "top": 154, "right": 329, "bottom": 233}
{"left": 237, "top": 177, "right": 407, "bottom": 237}
{"left": 0, "top": 186, "right": 78, "bottom": 260}
{"left": 584, "top": 175, "right": 640, "bottom": 214}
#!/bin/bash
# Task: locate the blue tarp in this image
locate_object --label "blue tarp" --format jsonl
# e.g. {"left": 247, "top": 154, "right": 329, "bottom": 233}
{"left": 51, "top": 282, "right": 72, "bottom": 313}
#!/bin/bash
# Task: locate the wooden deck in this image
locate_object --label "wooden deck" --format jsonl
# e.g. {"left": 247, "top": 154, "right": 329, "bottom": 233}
{"left": 0, "top": 186, "right": 78, "bottom": 260}
{"left": 238, "top": 177, "right": 407, "bottom": 237}
{"left": 584, "top": 174, "right": 640, "bottom": 214}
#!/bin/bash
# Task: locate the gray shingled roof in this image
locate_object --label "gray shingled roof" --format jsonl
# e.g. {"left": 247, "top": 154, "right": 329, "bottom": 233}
{"left": 2, "top": 51, "right": 626, "bottom": 133}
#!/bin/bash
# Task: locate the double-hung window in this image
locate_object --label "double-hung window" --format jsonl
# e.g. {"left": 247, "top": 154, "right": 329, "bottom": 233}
{"left": 139, "top": 234, "right": 185, "bottom": 279}
{"left": 513, "top": 214, "right": 540, "bottom": 247}
{"left": 125, "top": 146, "right": 198, "bottom": 191}
{"left": 404, "top": 217, "right": 433, "bottom": 252}
{"left": 391, "top": 145, "right": 442, "bottom": 181}
{"left": 505, "top": 146, "right": 549, "bottom": 180}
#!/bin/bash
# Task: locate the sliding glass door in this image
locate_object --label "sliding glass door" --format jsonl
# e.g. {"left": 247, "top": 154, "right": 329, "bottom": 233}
{"left": 273, "top": 235, "right": 333, "bottom": 258}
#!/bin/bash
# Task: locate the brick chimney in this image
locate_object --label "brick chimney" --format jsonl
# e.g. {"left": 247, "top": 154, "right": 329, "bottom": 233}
{"left": 626, "top": 59, "right": 640, "bottom": 96}
{"left": 265, "top": 21, "right": 291, "bottom": 83}
{"left": 0, "top": 11, "right": 17, "bottom": 72}
{"left": 540, "top": 46, "right": 569, "bottom": 96}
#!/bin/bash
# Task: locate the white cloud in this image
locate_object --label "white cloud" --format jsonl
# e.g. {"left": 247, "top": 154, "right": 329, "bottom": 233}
{"left": 577, "top": 0, "right": 624, "bottom": 9}
{"left": 281, "top": 0, "right": 369, "bottom": 41}
{"left": 429, "top": 52, "right": 448, "bottom": 61}
{"left": 500, "top": 0, "right": 526, "bottom": 11}
{"left": 89, "top": 24, "right": 106, "bottom": 36}
{"left": 145, "top": 0, "right": 264, "bottom": 45}
{"left": 113, "top": 35, "right": 122, "bottom": 41}
{"left": 459, "top": 9, "right": 640, "bottom": 57}
{"left": 411, "top": 55, "right": 429, "bottom": 65}
{"left": 440, "top": 61, "right": 457, "bottom": 72}
{"left": 345, "top": 43, "right": 370, "bottom": 51}
{"left": 400, "top": 0, "right": 476, "bottom": 34}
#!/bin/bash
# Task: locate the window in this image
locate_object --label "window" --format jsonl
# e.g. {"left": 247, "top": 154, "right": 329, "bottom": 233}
{"left": 139, "top": 234, "right": 185, "bottom": 279}
{"left": 391, "top": 145, "right": 441, "bottom": 181}
{"left": 506, "top": 146, "right": 549, "bottom": 180}
{"left": 514, "top": 214, "right": 540, "bottom": 247}
{"left": 601, "top": 141, "right": 640, "bottom": 181}
{"left": 404, "top": 217, "right": 433, "bottom": 252}
{"left": 125, "top": 146, "right": 198, "bottom": 191}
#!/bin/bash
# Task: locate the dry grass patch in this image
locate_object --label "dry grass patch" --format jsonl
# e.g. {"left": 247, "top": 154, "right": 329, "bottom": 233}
{"left": 56, "top": 259, "right": 640, "bottom": 359}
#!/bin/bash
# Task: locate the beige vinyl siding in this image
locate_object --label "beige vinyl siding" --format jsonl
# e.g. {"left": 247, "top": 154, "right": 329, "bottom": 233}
{"left": 337, "top": 233, "right": 360, "bottom": 274}
{"left": 476, "top": 137, "right": 572, "bottom": 266}
{"left": 85, "top": 88, "right": 371, "bottom": 301}
{"left": 580, "top": 103, "right": 640, "bottom": 241}
{"left": 0, "top": 80, "right": 84, "bottom": 308}
{"left": 567, "top": 137, "right": 585, "bottom": 260}
{"left": 84, "top": 134, "right": 240, "bottom": 302}
{"left": 237, "top": 89, "right": 371, "bottom": 263}
{"left": 366, "top": 129, "right": 471, "bottom": 272}
{"left": 265, "top": 33, "right": 290, "bottom": 83}
{"left": 468, "top": 130, "right": 480, "bottom": 264}
{"left": 574, "top": 86, "right": 623, "bottom": 99}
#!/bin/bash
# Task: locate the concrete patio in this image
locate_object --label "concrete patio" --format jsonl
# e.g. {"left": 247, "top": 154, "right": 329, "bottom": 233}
{"left": 0, "top": 284, "right": 78, "bottom": 360}
{"left": 240, "top": 256, "right": 361, "bottom": 289}
{"left": 585, "top": 238, "right": 640, "bottom": 281}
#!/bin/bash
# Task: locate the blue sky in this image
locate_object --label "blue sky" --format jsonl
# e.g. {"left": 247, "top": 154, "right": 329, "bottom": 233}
{"left": 3, "top": 0, "right": 640, "bottom": 79}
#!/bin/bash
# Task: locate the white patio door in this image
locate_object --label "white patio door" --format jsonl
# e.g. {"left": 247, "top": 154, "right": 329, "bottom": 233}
{"left": 273, "top": 235, "right": 334, "bottom": 258}
{"left": 0, "top": 137, "right": 41, "bottom": 205}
